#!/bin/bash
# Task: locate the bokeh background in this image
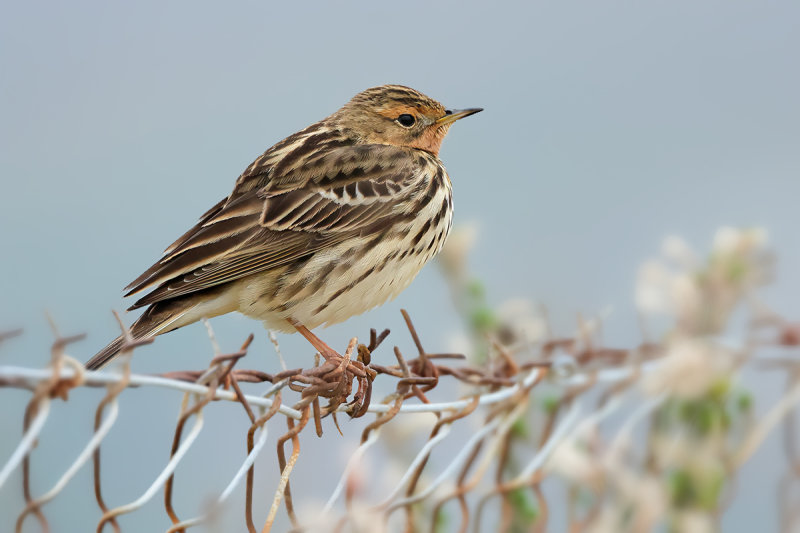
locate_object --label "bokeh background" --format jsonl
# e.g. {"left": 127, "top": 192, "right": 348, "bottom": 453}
{"left": 2, "top": 1, "right": 799, "bottom": 531}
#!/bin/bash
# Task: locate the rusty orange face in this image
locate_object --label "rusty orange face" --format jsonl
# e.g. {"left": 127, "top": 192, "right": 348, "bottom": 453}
{"left": 334, "top": 85, "right": 481, "bottom": 156}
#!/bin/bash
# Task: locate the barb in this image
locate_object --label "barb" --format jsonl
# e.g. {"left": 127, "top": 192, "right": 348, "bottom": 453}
{"left": 0, "top": 328, "right": 23, "bottom": 345}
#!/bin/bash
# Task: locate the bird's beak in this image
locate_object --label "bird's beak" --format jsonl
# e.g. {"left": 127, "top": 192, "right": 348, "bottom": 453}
{"left": 435, "top": 107, "right": 483, "bottom": 126}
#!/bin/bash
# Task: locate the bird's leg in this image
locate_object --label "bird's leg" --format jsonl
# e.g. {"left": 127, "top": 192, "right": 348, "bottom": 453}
{"left": 288, "top": 318, "right": 376, "bottom": 417}
{"left": 288, "top": 318, "right": 341, "bottom": 361}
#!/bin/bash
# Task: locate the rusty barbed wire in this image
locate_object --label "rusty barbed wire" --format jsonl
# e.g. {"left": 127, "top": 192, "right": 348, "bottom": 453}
{"left": 0, "top": 306, "right": 641, "bottom": 533}
{"left": 1, "top": 306, "right": 794, "bottom": 533}
{"left": 1, "top": 228, "right": 797, "bottom": 532}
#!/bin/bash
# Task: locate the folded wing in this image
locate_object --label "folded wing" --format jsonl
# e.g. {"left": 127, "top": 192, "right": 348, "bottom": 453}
{"left": 123, "top": 143, "right": 425, "bottom": 310}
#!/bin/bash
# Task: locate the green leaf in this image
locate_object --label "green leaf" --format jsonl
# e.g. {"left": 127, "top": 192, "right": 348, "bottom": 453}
{"left": 511, "top": 418, "right": 529, "bottom": 438}
{"left": 467, "top": 279, "right": 486, "bottom": 300}
{"left": 470, "top": 308, "right": 497, "bottom": 332}
{"left": 541, "top": 395, "right": 559, "bottom": 415}
{"left": 736, "top": 391, "right": 753, "bottom": 412}
{"left": 508, "top": 488, "right": 538, "bottom": 523}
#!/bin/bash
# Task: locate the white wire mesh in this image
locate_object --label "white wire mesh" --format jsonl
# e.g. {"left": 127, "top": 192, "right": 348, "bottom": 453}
{"left": 0, "top": 321, "right": 661, "bottom": 533}
{"left": 2, "top": 228, "right": 799, "bottom": 532}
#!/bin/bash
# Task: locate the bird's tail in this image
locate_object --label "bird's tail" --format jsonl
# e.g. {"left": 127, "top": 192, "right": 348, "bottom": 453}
{"left": 86, "top": 287, "right": 239, "bottom": 371}
{"left": 85, "top": 301, "right": 188, "bottom": 370}
{"left": 87, "top": 336, "right": 128, "bottom": 370}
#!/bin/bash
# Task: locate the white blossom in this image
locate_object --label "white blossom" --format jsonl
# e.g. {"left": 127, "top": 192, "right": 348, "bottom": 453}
{"left": 662, "top": 235, "right": 697, "bottom": 268}
{"left": 437, "top": 223, "right": 478, "bottom": 277}
{"left": 495, "top": 298, "right": 547, "bottom": 347}
{"left": 643, "top": 339, "right": 733, "bottom": 399}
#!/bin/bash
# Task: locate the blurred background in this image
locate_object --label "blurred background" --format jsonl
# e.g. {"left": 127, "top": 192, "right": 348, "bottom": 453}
{"left": 1, "top": 1, "right": 799, "bottom": 531}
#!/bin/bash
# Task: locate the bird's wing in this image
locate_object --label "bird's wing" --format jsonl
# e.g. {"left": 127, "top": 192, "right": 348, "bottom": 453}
{"left": 124, "top": 143, "right": 435, "bottom": 309}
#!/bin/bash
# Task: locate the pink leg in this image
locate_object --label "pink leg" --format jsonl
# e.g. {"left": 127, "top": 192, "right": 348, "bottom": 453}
{"left": 288, "top": 318, "right": 341, "bottom": 361}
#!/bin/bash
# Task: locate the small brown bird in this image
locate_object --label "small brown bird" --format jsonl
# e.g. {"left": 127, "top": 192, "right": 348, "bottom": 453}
{"left": 86, "top": 85, "right": 481, "bottom": 370}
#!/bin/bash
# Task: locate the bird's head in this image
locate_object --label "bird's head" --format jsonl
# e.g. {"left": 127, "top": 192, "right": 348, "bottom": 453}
{"left": 332, "top": 85, "right": 482, "bottom": 156}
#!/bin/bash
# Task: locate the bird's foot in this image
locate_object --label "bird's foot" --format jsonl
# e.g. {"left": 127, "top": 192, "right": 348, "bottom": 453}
{"left": 288, "top": 319, "right": 377, "bottom": 417}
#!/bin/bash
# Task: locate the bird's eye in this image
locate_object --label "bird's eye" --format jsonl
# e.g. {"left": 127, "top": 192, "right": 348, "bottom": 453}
{"left": 396, "top": 114, "right": 416, "bottom": 127}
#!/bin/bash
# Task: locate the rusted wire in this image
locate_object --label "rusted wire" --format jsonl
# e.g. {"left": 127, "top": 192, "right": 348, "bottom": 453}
{"left": 17, "top": 322, "right": 87, "bottom": 533}
{"left": 246, "top": 391, "right": 284, "bottom": 533}
{"left": 6, "top": 304, "right": 788, "bottom": 533}
{"left": 164, "top": 337, "right": 251, "bottom": 530}
{"left": 265, "top": 407, "right": 311, "bottom": 532}
{"left": 0, "top": 328, "right": 23, "bottom": 345}
{"left": 391, "top": 396, "right": 481, "bottom": 530}
{"left": 92, "top": 312, "right": 145, "bottom": 533}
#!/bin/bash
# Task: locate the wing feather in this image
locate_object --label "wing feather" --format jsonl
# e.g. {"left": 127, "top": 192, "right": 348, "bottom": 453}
{"left": 124, "top": 142, "right": 430, "bottom": 309}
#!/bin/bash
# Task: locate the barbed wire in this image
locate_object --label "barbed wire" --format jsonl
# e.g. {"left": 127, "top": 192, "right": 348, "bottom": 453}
{"left": 0, "top": 305, "right": 664, "bottom": 533}
{"left": 0, "top": 318, "right": 790, "bottom": 533}
{"left": 3, "top": 227, "right": 800, "bottom": 532}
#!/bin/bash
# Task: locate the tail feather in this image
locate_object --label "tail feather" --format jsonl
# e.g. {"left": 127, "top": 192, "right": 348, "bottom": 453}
{"left": 86, "top": 301, "right": 189, "bottom": 370}
{"left": 86, "top": 287, "right": 238, "bottom": 371}
{"left": 85, "top": 336, "right": 128, "bottom": 371}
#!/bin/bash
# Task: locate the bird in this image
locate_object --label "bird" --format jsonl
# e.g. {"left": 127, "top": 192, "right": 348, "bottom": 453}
{"left": 86, "top": 85, "right": 482, "bottom": 370}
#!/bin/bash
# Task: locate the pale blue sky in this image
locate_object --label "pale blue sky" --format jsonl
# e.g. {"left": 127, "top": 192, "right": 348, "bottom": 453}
{"left": 2, "top": 1, "right": 799, "bottom": 531}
